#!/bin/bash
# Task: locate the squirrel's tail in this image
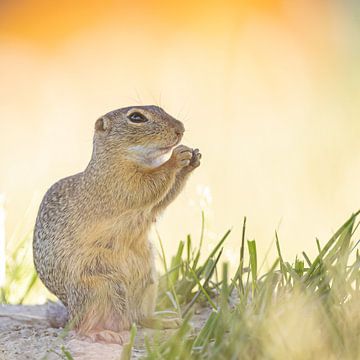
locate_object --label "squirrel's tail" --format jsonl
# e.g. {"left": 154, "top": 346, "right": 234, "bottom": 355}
{"left": 46, "top": 300, "right": 69, "bottom": 328}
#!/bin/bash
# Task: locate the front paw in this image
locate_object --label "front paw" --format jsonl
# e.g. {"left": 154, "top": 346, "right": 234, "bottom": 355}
{"left": 169, "top": 145, "right": 193, "bottom": 169}
{"left": 189, "top": 148, "right": 201, "bottom": 169}
{"left": 181, "top": 148, "right": 201, "bottom": 173}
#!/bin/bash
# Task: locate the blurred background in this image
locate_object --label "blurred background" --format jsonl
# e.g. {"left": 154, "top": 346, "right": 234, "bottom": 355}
{"left": 0, "top": 0, "right": 359, "bottom": 302}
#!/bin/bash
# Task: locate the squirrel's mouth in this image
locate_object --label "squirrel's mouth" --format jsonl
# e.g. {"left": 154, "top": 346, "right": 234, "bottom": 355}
{"left": 159, "top": 138, "right": 181, "bottom": 152}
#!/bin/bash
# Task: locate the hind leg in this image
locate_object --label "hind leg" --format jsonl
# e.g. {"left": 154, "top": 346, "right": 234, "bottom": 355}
{"left": 66, "top": 276, "right": 131, "bottom": 344}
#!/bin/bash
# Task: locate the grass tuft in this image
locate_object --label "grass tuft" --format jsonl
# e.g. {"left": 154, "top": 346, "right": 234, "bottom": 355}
{"left": 150, "top": 211, "right": 360, "bottom": 359}
{"left": 2, "top": 211, "right": 360, "bottom": 359}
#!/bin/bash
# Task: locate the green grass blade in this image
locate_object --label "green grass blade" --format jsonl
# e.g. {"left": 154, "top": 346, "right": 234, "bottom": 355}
{"left": 120, "top": 323, "right": 137, "bottom": 360}
{"left": 189, "top": 267, "right": 217, "bottom": 311}
{"left": 248, "top": 240, "right": 257, "bottom": 297}
{"left": 302, "top": 251, "right": 312, "bottom": 267}
{"left": 275, "top": 231, "right": 287, "bottom": 284}
{"left": 183, "top": 248, "right": 223, "bottom": 316}
{"left": 192, "top": 310, "right": 220, "bottom": 349}
{"left": 61, "top": 346, "right": 75, "bottom": 360}
{"left": 304, "top": 213, "right": 358, "bottom": 281}
{"left": 229, "top": 217, "right": 247, "bottom": 295}
{"left": 169, "top": 241, "right": 184, "bottom": 284}
{"left": 196, "top": 229, "right": 231, "bottom": 275}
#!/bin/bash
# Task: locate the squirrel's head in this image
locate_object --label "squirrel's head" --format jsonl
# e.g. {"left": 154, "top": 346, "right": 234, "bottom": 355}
{"left": 93, "top": 105, "right": 185, "bottom": 166}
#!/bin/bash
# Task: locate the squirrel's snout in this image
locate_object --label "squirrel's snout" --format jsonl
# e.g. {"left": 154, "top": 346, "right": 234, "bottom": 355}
{"left": 173, "top": 120, "right": 185, "bottom": 136}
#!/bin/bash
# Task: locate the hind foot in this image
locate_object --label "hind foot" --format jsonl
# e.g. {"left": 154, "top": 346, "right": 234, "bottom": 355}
{"left": 87, "top": 330, "right": 130, "bottom": 345}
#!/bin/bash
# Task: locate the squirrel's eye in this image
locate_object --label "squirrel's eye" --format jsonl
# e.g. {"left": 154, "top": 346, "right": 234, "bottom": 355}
{"left": 128, "top": 112, "right": 148, "bottom": 123}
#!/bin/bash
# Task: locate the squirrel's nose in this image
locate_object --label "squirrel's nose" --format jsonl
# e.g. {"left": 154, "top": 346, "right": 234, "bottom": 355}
{"left": 174, "top": 120, "right": 185, "bottom": 136}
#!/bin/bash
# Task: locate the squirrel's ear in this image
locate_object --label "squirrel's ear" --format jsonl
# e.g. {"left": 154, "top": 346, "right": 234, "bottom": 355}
{"left": 95, "top": 116, "right": 111, "bottom": 132}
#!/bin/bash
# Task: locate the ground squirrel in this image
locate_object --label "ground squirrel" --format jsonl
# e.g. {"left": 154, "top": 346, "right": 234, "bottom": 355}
{"left": 33, "top": 105, "right": 201, "bottom": 344}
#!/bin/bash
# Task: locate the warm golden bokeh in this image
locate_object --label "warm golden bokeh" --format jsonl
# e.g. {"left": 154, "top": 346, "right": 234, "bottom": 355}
{"left": 1, "top": 0, "right": 359, "bottom": 267}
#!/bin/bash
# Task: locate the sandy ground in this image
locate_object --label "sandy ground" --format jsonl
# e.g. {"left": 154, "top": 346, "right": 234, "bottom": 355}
{"left": 0, "top": 304, "right": 210, "bottom": 360}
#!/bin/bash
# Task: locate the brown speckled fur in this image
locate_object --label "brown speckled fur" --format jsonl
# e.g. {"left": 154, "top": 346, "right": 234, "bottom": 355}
{"left": 33, "top": 105, "right": 201, "bottom": 344}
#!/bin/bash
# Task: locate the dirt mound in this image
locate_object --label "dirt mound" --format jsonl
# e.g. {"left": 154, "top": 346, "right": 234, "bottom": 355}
{"left": 0, "top": 304, "right": 125, "bottom": 360}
